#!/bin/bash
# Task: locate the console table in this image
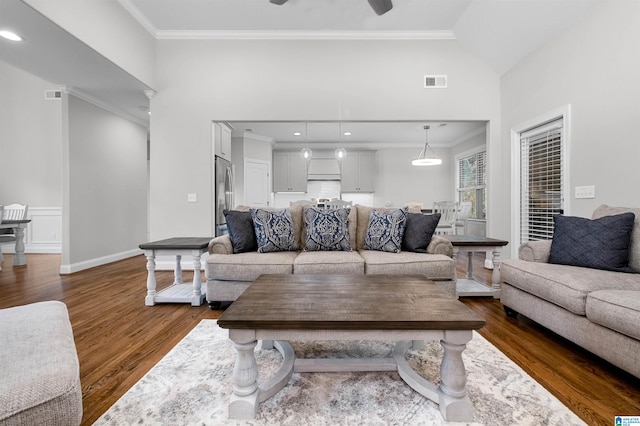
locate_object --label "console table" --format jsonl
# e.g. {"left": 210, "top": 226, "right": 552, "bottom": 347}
{"left": 139, "top": 237, "right": 212, "bottom": 306}
{"left": 441, "top": 235, "right": 509, "bottom": 298}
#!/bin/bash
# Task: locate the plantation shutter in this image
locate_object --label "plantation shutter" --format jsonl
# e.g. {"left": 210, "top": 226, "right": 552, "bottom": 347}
{"left": 520, "top": 119, "right": 564, "bottom": 242}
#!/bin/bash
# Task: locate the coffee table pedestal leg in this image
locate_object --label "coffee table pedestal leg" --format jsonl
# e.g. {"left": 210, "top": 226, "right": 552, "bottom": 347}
{"left": 230, "top": 339, "right": 259, "bottom": 419}
{"left": 438, "top": 331, "right": 473, "bottom": 421}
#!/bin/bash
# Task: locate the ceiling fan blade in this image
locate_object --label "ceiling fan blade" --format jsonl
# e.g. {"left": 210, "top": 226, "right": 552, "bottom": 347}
{"left": 368, "top": 0, "right": 393, "bottom": 15}
{"left": 270, "top": 0, "right": 288, "bottom": 4}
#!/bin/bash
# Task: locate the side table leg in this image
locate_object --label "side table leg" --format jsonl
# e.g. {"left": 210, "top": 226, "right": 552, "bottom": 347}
{"left": 229, "top": 340, "right": 260, "bottom": 419}
{"left": 145, "top": 252, "right": 157, "bottom": 306}
{"left": 439, "top": 332, "right": 474, "bottom": 422}
{"left": 13, "top": 226, "right": 27, "bottom": 266}
{"left": 491, "top": 249, "right": 502, "bottom": 299}
{"left": 466, "top": 251, "right": 474, "bottom": 280}
{"left": 191, "top": 250, "right": 203, "bottom": 306}
{"left": 174, "top": 255, "right": 182, "bottom": 284}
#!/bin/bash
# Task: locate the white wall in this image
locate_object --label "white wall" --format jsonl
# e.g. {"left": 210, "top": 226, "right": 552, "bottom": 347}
{"left": 62, "top": 95, "right": 148, "bottom": 272}
{"left": 373, "top": 147, "right": 454, "bottom": 209}
{"left": 501, "top": 0, "right": 640, "bottom": 254}
{"left": 0, "top": 61, "right": 62, "bottom": 206}
{"left": 151, "top": 39, "right": 501, "bottom": 240}
{"left": 24, "top": 0, "right": 156, "bottom": 88}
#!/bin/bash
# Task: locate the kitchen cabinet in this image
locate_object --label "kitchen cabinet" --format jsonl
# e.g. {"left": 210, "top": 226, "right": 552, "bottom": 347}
{"left": 213, "top": 122, "right": 232, "bottom": 160}
{"left": 341, "top": 151, "right": 375, "bottom": 192}
{"left": 273, "top": 152, "right": 308, "bottom": 192}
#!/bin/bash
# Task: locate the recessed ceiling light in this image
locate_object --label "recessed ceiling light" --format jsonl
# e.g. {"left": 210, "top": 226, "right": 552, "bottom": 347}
{"left": 343, "top": 132, "right": 352, "bottom": 136}
{"left": 0, "top": 30, "right": 23, "bottom": 42}
{"left": 293, "top": 132, "right": 302, "bottom": 136}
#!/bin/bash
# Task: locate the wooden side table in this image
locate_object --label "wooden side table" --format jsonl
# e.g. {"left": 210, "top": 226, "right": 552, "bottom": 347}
{"left": 139, "top": 237, "right": 212, "bottom": 306}
{"left": 441, "top": 235, "right": 509, "bottom": 299}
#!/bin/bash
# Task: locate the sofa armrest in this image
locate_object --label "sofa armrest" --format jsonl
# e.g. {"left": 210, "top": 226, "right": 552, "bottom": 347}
{"left": 518, "top": 240, "right": 552, "bottom": 263}
{"left": 208, "top": 235, "right": 233, "bottom": 254}
{"left": 426, "top": 235, "right": 453, "bottom": 258}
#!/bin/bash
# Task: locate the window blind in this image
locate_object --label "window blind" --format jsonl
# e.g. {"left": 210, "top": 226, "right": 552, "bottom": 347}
{"left": 520, "top": 118, "right": 563, "bottom": 242}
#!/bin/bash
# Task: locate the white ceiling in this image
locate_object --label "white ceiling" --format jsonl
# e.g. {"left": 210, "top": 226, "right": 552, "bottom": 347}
{"left": 122, "top": 0, "right": 601, "bottom": 75}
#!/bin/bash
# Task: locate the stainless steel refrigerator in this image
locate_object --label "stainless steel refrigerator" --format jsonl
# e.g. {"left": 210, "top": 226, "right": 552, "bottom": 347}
{"left": 214, "top": 156, "right": 234, "bottom": 236}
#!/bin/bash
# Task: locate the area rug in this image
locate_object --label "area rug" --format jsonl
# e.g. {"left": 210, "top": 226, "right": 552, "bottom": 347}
{"left": 95, "top": 320, "right": 586, "bottom": 425}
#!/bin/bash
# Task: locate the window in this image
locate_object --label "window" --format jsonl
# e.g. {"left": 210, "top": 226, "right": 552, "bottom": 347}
{"left": 519, "top": 118, "right": 564, "bottom": 242}
{"left": 456, "top": 149, "right": 486, "bottom": 219}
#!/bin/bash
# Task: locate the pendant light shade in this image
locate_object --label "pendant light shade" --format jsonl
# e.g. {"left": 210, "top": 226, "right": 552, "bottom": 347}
{"left": 299, "top": 122, "right": 312, "bottom": 159}
{"left": 412, "top": 125, "right": 442, "bottom": 166}
{"left": 335, "top": 147, "right": 347, "bottom": 160}
{"left": 300, "top": 147, "right": 312, "bottom": 159}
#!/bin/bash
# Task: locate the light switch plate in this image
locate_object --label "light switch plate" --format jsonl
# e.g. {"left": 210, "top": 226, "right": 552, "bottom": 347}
{"left": 575, "top": 186, "right": 595, "bottom": 199}
{"left": 187, "top": 193, "right": 197, "bottom": 203}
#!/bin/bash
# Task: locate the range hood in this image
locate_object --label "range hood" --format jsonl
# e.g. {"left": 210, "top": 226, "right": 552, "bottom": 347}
{"left": 307, "top": 158, "right": 341, "bottom": 181}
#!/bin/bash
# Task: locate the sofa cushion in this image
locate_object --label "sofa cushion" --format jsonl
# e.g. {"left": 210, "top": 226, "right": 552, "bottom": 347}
{"left": 359, "top": 250, "right": 454, "bottom": 280}
{"left": 293, "top": 251, "right": 365, "bottom": 275}
{"left": 207, "top": 251, "right": 298, "bottom": 281}
{"left": 402, "top": 213, "right": 441, "bottom": 253}
{"left": 303, "top": 206, "right": 351, "bottom": 251}
{"left": 251, "top": 208, "right": 296, "bottom": 252}
{"left": 586, "top": 290, "right": 640, "bottom": 340}
{"left": 549, "top": 213, "right": 636, "bottom": 273}
{"left": 364, "top": 208, "right": 407, "bottom": 253}
{"left": 223, "top": 210, "right": 257, "bottom": 253}
{"left": 501, "top": 259, "right": 640, "bottom": 315}
{"left": 592, "top": 204, "right": 640, "bottom": 272}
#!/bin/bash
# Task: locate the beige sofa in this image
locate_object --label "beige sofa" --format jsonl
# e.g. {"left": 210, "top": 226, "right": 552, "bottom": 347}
{"left": 501, "top": 204, "right": 640, "bottom": 379}
{"left": 206, "top": 204, "right": 456, "bottom": 307}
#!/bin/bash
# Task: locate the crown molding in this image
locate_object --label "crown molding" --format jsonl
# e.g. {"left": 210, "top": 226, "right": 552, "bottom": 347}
{"left": 155, "top": 30, "right": 456, "bottom": 41}
{"left": 63, "top": 86, "right": 149, "bottom": 128}
{"left": 118, "top": 0, "right": 158, "bottom": 37}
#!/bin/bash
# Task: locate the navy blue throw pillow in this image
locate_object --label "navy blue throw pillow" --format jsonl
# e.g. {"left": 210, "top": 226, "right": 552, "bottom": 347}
{"left": 223, "top": 210, "right": 258, "bottom": 253}
{"left": 364, "top": 208, "right": 407, "bottom": 253}
{"left": 402, "top": 213, "right": 441, "bottom": 253}
{"left": 549, "top": 212, "right": 636, "bottom": 272}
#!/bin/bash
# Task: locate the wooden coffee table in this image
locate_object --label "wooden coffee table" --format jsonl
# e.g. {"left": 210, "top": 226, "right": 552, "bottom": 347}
{"left": 217, "top": 274, "right": 486, "bottom": 422}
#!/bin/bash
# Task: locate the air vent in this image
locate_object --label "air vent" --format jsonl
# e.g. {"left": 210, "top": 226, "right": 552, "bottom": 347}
{"left": 44, "top": 90, "right": 62, "bottom": 100}
{"left": 424, "top": 75, "right": 447, "bottom": 89}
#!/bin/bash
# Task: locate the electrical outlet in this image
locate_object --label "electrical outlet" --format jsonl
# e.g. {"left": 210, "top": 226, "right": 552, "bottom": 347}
{"left": 575, "top": 186, "right": 595, "bottom": 199}
{"left": 187, "top": 193, "right": 197, "bottom": 203}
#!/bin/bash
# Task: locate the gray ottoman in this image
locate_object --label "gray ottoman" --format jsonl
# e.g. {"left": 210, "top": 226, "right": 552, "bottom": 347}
{"left": 0, "top": 301, "right": 82, "bottom": 425}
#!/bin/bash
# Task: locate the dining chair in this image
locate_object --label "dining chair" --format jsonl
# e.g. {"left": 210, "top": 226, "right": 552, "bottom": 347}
{"left": 432, "top": 201, "right": 458, "bottom": 235}
{"left": 0, "top": 204, "right": 28, "bottom": 269}
{"left": 455, "top": 201, "right": 473, "bottom": 235}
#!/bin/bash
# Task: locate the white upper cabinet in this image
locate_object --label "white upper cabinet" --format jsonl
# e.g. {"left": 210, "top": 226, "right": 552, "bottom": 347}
{"left": 213, "top": 122, "right": 232, "bottom": 160}
{"left": 273, "top": 152, "right": 308, "bottom": 192}
{"left": 341, "top": 151, "right": 375, "bottom": 192}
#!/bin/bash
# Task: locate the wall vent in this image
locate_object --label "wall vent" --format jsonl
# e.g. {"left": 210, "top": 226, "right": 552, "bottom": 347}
{"left": 424, "top": 75, "right": 447, "bottom": 89}
{"left": 44, "top": 90, "right": 62, "bottom": 100}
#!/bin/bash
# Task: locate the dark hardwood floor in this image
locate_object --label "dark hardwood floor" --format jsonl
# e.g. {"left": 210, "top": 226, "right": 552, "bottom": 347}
{"left": 1, "top": 253, "right": 638, "bottom": 425}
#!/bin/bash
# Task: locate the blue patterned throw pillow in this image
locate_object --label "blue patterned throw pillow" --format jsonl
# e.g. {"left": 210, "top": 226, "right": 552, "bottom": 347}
{"left": 549, "top": 212, "right": 636, "bottom": 272}
{"left": 251, "top": 208, "right": 296, "bottom": 253}
{"left": 364, "top": 208, "right": 408, "bottom": 253}
{"left": 303, "top": 207, "right": 351, "bottom": 251}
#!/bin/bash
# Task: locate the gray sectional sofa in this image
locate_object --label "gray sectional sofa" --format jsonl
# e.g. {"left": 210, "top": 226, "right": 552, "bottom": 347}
{"left": 501, "top": 204, "right": 640, "bottom": 379}
{"left": 205, "top": 204, "right": 456, "bottom": 307}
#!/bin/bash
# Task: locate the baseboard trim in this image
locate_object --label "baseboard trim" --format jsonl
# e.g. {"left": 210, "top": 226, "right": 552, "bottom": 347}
{"left": 59, "top": 249, "right": 142, "bottom": 274}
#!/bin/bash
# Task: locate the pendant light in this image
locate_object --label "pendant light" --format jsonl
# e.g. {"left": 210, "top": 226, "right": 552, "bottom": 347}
{"left": 335, "top": 121, "right": 347, "bottom": 160}
{"left": 411, "top": 125, "right": 442, "bottom": 166}
{"left": 299, "top": 122, "right": 312, "bottom": 159}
